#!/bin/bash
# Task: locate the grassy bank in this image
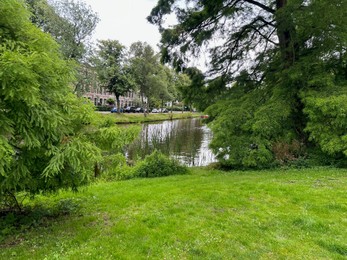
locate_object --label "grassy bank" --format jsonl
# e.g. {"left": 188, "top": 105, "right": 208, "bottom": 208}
{"left": 1, "top": 168, "right": 346, "bottom": 259}
{"left": 100, "top": 111, "right": 201, "bottom": 124}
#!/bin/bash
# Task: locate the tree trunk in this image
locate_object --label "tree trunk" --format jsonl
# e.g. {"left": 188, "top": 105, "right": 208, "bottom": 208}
{"left": 275, "top": 0, "right": 299, "bottom": 67}
{"left": 276, "top": 0, "right": 307, "bottom": 143}
{"left": 94, "top": 162, "right": 100, "bottom": 178}
{"left": 141, "top": 92, "right": 148, "bottom": 117}
{"left": 116, "top": 94, "right": 121, "bottom": 114}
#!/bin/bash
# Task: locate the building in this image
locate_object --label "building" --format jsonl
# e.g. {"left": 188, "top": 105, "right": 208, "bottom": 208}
{"left": 79, "top": 64, "right": 147, "bottom": 108}
{"left": 83, "top": 88, "right": 143, "bottom": 108}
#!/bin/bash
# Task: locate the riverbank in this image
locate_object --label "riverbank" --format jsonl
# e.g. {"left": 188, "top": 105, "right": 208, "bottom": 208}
{"left": 1, "top": 167, "right": 346, "bottom": 259}
{"left": 100, "top": 111, "right": 202, "bottom": 124}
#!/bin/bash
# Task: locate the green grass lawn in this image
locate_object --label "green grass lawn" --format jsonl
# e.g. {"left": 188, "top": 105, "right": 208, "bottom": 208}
{"left": 101, "top": 111, "right": 200, "bottom": 124}
{"left": 1, "top": 168, "right": 346, "bottom": 259}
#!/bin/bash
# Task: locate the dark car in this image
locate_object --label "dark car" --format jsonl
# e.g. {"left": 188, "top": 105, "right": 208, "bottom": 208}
{"left": 125, "top": 106, "right": 136, "bottom": 113}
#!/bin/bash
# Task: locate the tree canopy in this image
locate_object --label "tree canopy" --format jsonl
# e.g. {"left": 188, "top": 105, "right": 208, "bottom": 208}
{"left": 27, "top": 0, "right": 99, "bottom": 61}
{"left": 149, "top": 0, "right": 347, "bottom": 167}
{"left": 0, "top": 0, "right": 138, "bottom": 208}
{"left": 129, "top": 42, "right": 164, "bottom": 112}
{"left": 94, "top": 39, "right": 134, "bottom": 112}
{"left": 26, "top": 0, "right": 100, "bottom": 97}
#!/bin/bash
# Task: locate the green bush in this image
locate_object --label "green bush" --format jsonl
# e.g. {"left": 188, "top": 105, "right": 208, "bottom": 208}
{"left": 96, "top": 106, "right": 111, "bottom": 111}
{"left": 99, "top": 154, "right": 134, "bottom": 181}
{"left": 132, "top": 150, "right": 189, "bottom": 178}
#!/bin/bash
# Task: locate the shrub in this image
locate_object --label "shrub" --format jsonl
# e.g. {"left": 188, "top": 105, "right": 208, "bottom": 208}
{"left": 96, "top": 105, "right": 111, "bottom": 111}
{"left": 132, "top": 150, "right": 189, "bottom": 178}
{"left": 99, "top": 154, "right": 134, "bottom": 181}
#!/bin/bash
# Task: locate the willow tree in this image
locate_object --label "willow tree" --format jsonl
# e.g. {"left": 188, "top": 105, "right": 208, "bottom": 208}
{"left": 148, "top": 0, "right": 347, "bottom": 167}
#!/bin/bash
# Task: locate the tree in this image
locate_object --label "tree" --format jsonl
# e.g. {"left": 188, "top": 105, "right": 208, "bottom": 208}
{"left": 0, "top": 0, "right": 137, "bottom": 210}
{"left": 26, "top": 0, "right": 100, "bottom": 96}
{"left": 177, "top": 67, "right": 205, "bottom": 111}
{"left": 45, "top": 0, "right": 99, "bottom": 60}
{"left": 149, "top": 0, "right": 347, "bottom": 167}
{"left": 0, "top": 0, "right": 98, "bottom": 206}
{"left": 106, "top": 98, "right": 115, "bottom": 106}
{"left": 95, "top": 40, "right": 134, "bottom": 113}
{"left": 129, "top": 42, "right": 164, "bottom": 115}
{"left": 26, "top": 0, "right": 63, "bottom": 31}
{"left": 160, "top": 66, "right": 191, "bottom": 112}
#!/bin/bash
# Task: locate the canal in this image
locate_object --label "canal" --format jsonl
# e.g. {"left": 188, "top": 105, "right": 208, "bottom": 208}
{"left": 126, "top": 118, "right": 216, "bottom": 166}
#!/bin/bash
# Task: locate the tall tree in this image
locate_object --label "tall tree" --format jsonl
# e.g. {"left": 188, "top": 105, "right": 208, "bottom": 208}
{"left": 26, "top": 0, "right": 99, "bottom": 61}
{"left": 95, "top": 39, "right": 134, "bottom": 113}
{"left": 26, "top": 0, "right": 100, "bottom": 96}
{"left": 129, "top": 41, "right": 164, "bottom": 115}
{"left": 26, "top": 0, "right": 63, "bottom": 31}
{"left": 0, "top": 0, "right": 138, "bottom": 210}
{"left": 177, "top": 67, "right": 206, "bottom": 111}
{"left": 47, "top": 0, "right": 99, "bottom": 60}
{"left": 149, "top": 0, "right": 347, "bottom": 167}
{"left": 0, "top": 0, "right": 101, "bottom": 206}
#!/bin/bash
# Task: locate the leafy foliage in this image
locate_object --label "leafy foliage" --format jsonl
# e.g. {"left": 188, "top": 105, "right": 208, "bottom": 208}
{"left": 95, "top": 39, "right": 134, "bottom": 112}
{"left": 149, "top": 0, "right": 347, "bottom": 168}
{"left": 303, "top": 87, "right": 347, "bottom": 156}
{"left": 0, "top": 0, "right": 137, "bottom": 210}
{"left": 132, "top": 150, "right": 189, "bottom": 178}
{"left": 26, "top": 0, "right": 100, "bottom": 96}
{"left": 28, "top": 0, "right": 99, "bottom": 60}
{"left": 129, "top": 42, "right": 161, "bottom": 109}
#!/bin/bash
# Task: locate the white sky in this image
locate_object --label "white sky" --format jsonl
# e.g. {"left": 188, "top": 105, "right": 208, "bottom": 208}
{"left": 74, "top": 0, "right": 208, "bottom": 71}
{"left": 79, "top": 0, "right": 162, "bottom": 51}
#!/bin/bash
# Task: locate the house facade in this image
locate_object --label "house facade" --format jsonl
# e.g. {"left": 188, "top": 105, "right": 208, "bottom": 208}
{"left": 80, "top": 65, "right": 147, "bottom": 108}
{"left": 83, "top": 88, "right": 142, "bottom": 108}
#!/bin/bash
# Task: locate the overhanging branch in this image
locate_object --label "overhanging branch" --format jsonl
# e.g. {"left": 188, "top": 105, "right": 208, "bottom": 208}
{"left": 244, "top": 0, "right": 276, "bottom": 14}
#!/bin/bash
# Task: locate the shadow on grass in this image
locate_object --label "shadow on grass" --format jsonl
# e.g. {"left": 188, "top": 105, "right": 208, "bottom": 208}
{"left": 317, "top": 241, "right": 347, "bottom": 257}
{"left": 0, "top": 198, "right": 82, "bottom": 246}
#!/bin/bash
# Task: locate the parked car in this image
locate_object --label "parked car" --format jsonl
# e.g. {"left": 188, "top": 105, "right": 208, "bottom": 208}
{"left": 135, "top": 107, "right": 144, "bottom": 113}
{"left": 153, "top": 108, "right": 168, "bottom": 113}
{"left": 110, "top": 107, "right": 123, "bottom": 113}
{"left": 124, "top": 106, "right": 136, "bottom": 113}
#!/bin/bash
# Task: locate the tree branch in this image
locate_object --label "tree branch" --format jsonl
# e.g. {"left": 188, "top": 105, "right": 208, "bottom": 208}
{"left": 244, "top": 0, "right": 276, "bottom": 14}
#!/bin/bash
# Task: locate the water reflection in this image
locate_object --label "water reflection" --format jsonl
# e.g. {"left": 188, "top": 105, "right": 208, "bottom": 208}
{"left": 127, "top": 118, "right": 216, "bottom": 166}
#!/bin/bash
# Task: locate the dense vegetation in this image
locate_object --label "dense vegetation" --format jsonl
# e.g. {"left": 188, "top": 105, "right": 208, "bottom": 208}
{"left": 0, "top": 0, "right": 139, "bottom": 209}
{"left": 149, "top": 0, "right": 347, "bottom": 168}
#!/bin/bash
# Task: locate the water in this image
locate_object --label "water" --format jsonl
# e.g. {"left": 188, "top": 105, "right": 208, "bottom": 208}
{"left": 126, "top": 118, "right": 216, "bottom": 166}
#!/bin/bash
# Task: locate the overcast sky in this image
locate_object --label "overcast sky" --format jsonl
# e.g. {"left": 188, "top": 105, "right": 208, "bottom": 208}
{"left": 79, "top": 0, "right": 162, "bottom": 50}
{"left": 76, "top": 0, "right": 208, "bottom": 70}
